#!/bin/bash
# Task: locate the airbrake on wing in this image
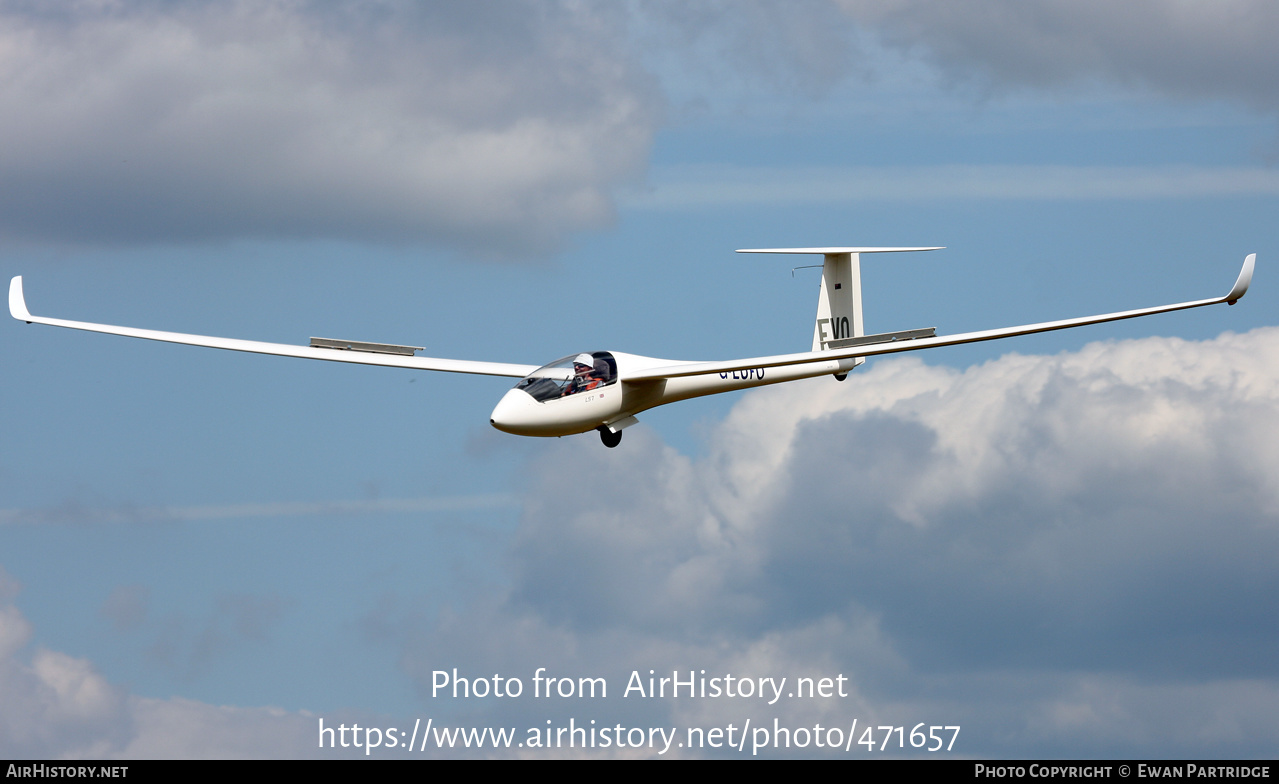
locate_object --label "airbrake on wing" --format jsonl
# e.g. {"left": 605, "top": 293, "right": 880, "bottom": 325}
{"left": 309, "top": 337, "right": 425, "bottom": 356}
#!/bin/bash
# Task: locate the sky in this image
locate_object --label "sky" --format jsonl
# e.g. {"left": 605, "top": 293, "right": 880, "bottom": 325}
{"left": 1, "top": 0, "right": 1277, "bottom": 759}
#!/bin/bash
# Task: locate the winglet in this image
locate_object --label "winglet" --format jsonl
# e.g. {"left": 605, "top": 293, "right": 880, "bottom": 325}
{"left": 9, "top": 276, "right": 32, "bottom": 322}
{"left": 1225, "top": 254, "right": 1255, "bottom": 305}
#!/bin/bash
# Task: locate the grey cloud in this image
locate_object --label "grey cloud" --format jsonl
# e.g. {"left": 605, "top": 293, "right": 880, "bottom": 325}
{"left": 630, "top": 164, "right": 1279, "bottom": 210}
{"left": 740, "top": 332, "right": 1278, "bottom": 680}
{"left": 143, "top": 593, "right": 288, "bottom": 681}
{"left": 101, "top": 585, "right": 149, "bottom": 632}
{"left": 0, "top": 493, "right": 517, "bottom": 525}
{"left": 186, "top": 594, "right": 287, "bottom": 676}
{"left": 636, "top": 2, "right": 1279, "bottom": 119}
{"left": 1019, "top": 677, "right": 1279, "bottom": 758}
{"left": 837, "top": 0, "right": 1279, "bottom": 111}
{"left": 511, "top": 431, "right": 712, "bottom": 633}
{"left": 0, "top": 1, "right": 659, "bottom": 252}
{"left": 637, "top": 1, "right": 859, "bottom": 97}
{"left": 93, "top": 584, "right": 291, "bottom": 682}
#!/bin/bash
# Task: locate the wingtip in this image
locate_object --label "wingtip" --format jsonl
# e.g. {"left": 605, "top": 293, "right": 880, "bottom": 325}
{"left": 1225, "top": 253, "right": 1255, "bottom": 304}
{"left": 8, "top": 276, "right": 31, "bottom": 322}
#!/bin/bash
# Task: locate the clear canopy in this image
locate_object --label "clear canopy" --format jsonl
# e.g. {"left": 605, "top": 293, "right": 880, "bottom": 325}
{"left": 515, "top": 352, "right": 617, "bottom": 402}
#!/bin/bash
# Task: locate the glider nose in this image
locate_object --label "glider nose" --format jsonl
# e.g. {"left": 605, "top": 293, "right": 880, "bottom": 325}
{"left": 490, "top": 388, "right": 537, "bottom": 435}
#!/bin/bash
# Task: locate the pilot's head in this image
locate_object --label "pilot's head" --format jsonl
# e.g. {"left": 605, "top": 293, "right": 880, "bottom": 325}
{"left": 573, "top": 353, "right": 594, "bottom": 375}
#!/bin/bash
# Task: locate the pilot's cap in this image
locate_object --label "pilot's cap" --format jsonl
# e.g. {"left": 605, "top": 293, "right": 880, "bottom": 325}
{"left": 573, "top": 353, "right": 594, "bottom": 367}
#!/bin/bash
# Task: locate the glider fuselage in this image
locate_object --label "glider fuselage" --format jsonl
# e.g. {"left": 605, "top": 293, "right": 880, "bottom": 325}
{"left": 489, "top": 350, "right": 860, "bottom": 437}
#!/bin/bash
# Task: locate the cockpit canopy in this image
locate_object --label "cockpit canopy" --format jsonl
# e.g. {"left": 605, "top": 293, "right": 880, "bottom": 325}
{"left": 515, "top": 352, "right": 617, "bottom": 402}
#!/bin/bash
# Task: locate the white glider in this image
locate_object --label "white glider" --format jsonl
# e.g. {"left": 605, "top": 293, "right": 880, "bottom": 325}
{"left": 9, "top": 247, "right": 1255, "bottom": 447}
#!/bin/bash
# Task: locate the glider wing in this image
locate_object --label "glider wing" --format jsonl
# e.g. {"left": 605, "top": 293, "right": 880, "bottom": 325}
{"left": 9, "top": 276, "right": 538, "bottom": 378}
{"left": 625, "top": 254, "right": 1256, "bottom": 383}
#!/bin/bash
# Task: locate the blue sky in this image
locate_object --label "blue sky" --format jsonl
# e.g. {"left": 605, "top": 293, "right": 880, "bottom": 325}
{"left": 1, "top": 1, "right": 1276, "bottom": 758}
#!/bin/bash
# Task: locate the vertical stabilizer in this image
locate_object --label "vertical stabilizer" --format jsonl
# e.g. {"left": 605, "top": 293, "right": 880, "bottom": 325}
{"left": 736, "top": 246, "right": 944, "bottom": 372}
{"left": 813, "top": 252, "right": 864, "bottom": 362}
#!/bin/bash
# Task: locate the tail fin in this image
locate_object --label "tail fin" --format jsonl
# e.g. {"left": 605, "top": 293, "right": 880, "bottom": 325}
{"left": 736, "top": 247, "right": 944, "bottom": 361}
{"left": 812, "top": 251, "right": 863, "bottom": 356}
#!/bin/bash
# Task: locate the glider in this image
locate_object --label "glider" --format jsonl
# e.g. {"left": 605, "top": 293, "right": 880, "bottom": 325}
{"left": 9, "top": 248, "right": 1255, "bottom": 448}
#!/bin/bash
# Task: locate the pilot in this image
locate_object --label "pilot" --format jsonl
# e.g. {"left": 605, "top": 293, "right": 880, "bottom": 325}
{"left": 562, "top": 353, "right": 602, "bottom": 396}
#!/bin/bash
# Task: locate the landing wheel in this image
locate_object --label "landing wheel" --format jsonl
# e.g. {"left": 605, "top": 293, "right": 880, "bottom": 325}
{"left": 598, "top": 426, "right": 622, "bottom": 448}
{"left": 834, "top": 373, "right": 848, "bottom": 382}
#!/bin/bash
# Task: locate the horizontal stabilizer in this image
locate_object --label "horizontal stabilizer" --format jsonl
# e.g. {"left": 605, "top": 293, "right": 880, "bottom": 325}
{"left": 737, "top": 247, "right": 944, "bottom": 255}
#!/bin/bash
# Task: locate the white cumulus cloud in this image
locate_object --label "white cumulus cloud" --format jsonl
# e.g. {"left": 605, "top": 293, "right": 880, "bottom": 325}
{"left": 0, "top": 1, "right": 659, "bottom": 252}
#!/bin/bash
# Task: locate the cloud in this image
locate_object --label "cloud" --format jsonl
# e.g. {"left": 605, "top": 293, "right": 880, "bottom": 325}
{"left": 0, "top": 1, "right": 659, "bottom": 252}
{"left": 383, "top": 327, "right": 1279, "bottom": 756}
{"left": 628, "top": 163, "right": 1279, "bottom": 209}
{"left": 101, "top": 585, "right": 149, "bottom": 632}
{"left": 837, "top": 0, "right": 1279, "bottom": 111}
{"left": 0, "top": 567, "right": 319, "bottom": 757}
{"left": 4, "top": 2, "right": 1270, "bottom": 253}
{"left": 635, "top": 1, "right": 860, "bottom": 97}
{"left": 99, "top": 590, "right": 290, "bottom": 683}
{"left": 0, "top": 493, "right": 518, "bottom": 526}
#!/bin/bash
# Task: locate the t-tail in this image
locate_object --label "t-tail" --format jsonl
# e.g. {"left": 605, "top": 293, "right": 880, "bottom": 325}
{"left": 737, "top": 247, "right": 944, "bottom": 377}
